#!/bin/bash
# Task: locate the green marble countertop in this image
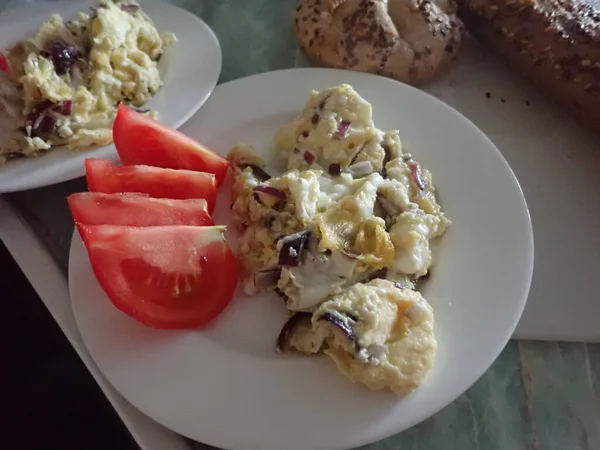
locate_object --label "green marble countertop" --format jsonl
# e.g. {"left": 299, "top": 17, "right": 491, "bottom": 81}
{"left": 3, "top": 0, "right": 600, "bottom": 449}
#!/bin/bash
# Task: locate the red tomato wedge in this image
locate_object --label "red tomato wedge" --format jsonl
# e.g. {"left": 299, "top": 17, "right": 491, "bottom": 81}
{"left": 68, "top": 192, "right": 214, "bottom": 227}
{"left": 113, "top": 105, "right": 230, "bottom": 186}
{"left": 85, "top": 158, "right": 217, "bottom": 212}
{"left": 77, "top": 224, "right": 238, "bottom": 329}
{"left": 0, "top": 53, "right": 8, "bottom": 73}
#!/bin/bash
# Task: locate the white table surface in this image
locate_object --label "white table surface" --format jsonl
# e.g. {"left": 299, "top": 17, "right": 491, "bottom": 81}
{"left": 424, "top": 40, "right": 600, "bottom": 342}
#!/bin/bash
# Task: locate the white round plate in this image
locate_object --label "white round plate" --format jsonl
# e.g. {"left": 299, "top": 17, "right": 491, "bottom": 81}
{"left": 0, "top": 0, "right": 221, "bottom": 193}
{"left": 69, "top": 68, "right": 534, "bottom": 450}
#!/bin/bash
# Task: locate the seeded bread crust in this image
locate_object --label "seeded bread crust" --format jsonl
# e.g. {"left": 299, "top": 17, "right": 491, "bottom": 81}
{"left": 294, "top": 0, "right": 464, "bottom": 85}
{"left": 457, "top": 0, "right": 600, "bottom": 134}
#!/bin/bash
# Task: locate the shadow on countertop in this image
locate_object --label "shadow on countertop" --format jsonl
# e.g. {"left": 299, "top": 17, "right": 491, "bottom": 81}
{"left": 0, "top": 240, "right": 138, "bottom": 450}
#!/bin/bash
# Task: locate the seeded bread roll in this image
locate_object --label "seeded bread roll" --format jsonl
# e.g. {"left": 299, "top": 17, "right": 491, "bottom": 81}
{"left": 294, "top": 0, "right": 464, "bottom": 85}
{"left": 457, "top": 0, "right": 600, "bottom": 134}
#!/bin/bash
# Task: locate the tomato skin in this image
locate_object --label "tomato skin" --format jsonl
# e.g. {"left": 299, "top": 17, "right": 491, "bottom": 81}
{"left": 0, "top": 53, "right": 8, "bottom": 73}
{"left": 114, "top": 105, "right": 230, "bottom": 186}
{"left": 78, "top": 224, "right": 239, "bottom": 329}
{"left": 68, "top": 192, "right": 214, "bottom": 227}
{"left": 84, "top": 158, "right": 217, "bottom": 213}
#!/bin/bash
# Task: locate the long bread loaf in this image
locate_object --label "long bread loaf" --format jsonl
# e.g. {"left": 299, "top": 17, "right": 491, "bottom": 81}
{"left": 457, "top": 0, "right": 600, "bottom": 134}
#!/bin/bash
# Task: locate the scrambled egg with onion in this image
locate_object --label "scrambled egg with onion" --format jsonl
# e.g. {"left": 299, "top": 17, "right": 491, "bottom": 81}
{"left": 228, "top": 84, "right": 450, "bottom": 395}
{"left": 0, "top": 0, "right": 175, "bottom": 164}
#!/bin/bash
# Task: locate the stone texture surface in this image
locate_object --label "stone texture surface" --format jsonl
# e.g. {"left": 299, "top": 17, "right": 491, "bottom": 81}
{"left": 2, "top": 1, "right": 600, "bottom": 449}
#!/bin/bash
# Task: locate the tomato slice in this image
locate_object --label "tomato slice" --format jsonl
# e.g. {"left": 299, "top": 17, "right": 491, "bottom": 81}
{"left": 113, "top": 105, "right": 230, "bottom": 186}
{"left": 0, "top": 52, "right": 8, "bottom": 73}
{"left": 68, "top": 192, "right": 214, "bottom": 227}
{"left": 85, "top": 158, "right": 217, "bottom": 212}
{"left": 78, "top": 224, "right": 239, "bottom": 329}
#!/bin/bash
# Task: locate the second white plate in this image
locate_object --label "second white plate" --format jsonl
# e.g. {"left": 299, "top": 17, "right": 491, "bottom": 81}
{"left": 69, "top": 68, "right": 534, "bottom": 450}
{"left": 0, "top": 0, "right": 221, "bottom": 192}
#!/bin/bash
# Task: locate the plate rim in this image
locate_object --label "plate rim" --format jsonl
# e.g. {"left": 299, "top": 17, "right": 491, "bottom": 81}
{"left": 0, "top": 0, "right": 222, "bottom": 193}
{"left": 69, "top": 67, "right": 535, "bottom": 450}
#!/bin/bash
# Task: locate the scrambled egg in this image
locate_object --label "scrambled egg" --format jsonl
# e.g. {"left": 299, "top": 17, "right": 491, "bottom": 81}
{"left": 0, "top": 0, "right": 175, "bottom": 164}
{"left": 309, "top": 280, "right": 437, "bottom": 395}
{"left": 228, "top": 84, "right": 449, "bottom": 395}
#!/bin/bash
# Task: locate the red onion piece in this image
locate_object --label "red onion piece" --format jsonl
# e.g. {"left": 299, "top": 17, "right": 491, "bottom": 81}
{"left": 57, "top": 100, "right": 72, "bottom": 115}
{"left": 317, "top": 95, "right": 330, "bottom": 110}
{"left": 25, "top": 101, "right": 52, "bottom": 136}
{"left": 317, "top": 312, "right": 356, "bottom": 348}
{"left": 24, "top": 100, "right": 72, "bottom": 137}
{"left": 240, "top": 164, "right": 271, "bottom": 182}
{"left": 303, "top": 150, "right": 315, "bottom": 165}
{"left": 253, "top": 269, "right": 281, "bottom": 291}
{"left": 37, "top": 115, "right": 56, "bottom": 134}
{"left": 367, "top": 267, "right": 388, "bottom": 282}
{"left": 278, "top": 232, "right": 309, "bottom": 267}
{"left": 376, "top": 192, "right": 400, "bottom": 217}
{"left": 335, "top": 120, "right": 351, "bottom": 138}
{"left": 120, "top": 2, "right": 140, "bottom": 13}
{"left": 50, "top": 41, "right": 79, "bottom": 75}
{"left": 348, "top": 161, "right": 373, "bottom": 177}
{"left": 328, "top": 163, "right": 341, "bottom": 176}
{"left": 33, "top": 100, "right": 55, "bottom": 113}
{"left": 253, "top": 185, "right": 287, "bottom": 200}
{"left": 276, "top": 312, "right": 312, "bottom": 352}
{"left": 408, "top": 161, "right": 426, "bottom": 190}
{"left": 381, "top": 145, "right": 391, "bottom": 177}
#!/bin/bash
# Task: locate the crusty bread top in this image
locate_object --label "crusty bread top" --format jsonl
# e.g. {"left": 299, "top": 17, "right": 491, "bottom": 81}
{"left": 460, "top": 0, "right": 600, "bottom": 62}
{"left": 458, "top": 0, "right": 600, "bottom": 114}
{"left": 294, "top": 0, "right": 464, "bottom": 85}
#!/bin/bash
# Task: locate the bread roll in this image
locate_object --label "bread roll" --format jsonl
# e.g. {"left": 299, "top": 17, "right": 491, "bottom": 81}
{"left": 294, "top": 0, "right": 464, "bottom": 85}
{"left": 457, "top": 0, "right": 600, "bottom": 134}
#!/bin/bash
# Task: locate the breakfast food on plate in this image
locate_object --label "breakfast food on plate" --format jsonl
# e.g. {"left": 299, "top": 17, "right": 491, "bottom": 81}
{"left": 113, "top": 104, "right": 230, "bottom": 186}
{"left": 77, "top": 224, "right": 238, "bottom": 329}
{"left": 457, "top": 0, "right": 600, "bottom": 134}
{"left": 0, "top": 0, "right": 176, "bottom": 164}
{"left": 68, "top": 193, "right": 214, "bottom": 227}
{"left": 294, "top": 0, "right": 464, "bottom": 85}
{"left": 84, "top": 158, "right": 218, "bottom": 212}
{"left": 228, "top": 84, "right": 450, "bottom": 394}
{"left": 67, "top": 108, "right": 237, "bottom": 330}
{"left": 278, "top": 280, "right": 436, "bottom": 395}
